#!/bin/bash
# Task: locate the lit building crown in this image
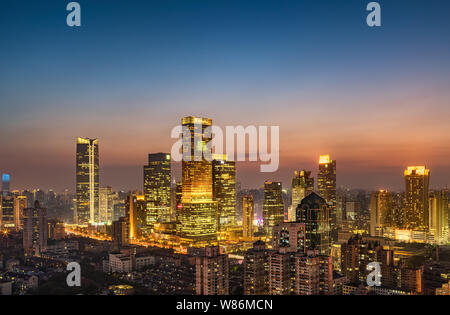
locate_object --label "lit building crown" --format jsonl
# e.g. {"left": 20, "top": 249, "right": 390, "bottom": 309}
{"left": 404, "top": 166, "right": 429, "bottom": 176}
{"left": 77, "top": 137, "right": 98, "bottom": 144}
{"left": 212, "top": 154, "right": 228, "bottom": 161}
{"left": 319, "top": 155, "right": 331, "bottom": 164}
{"left": 181, "top": 116, "right": 212, "bottom": 126}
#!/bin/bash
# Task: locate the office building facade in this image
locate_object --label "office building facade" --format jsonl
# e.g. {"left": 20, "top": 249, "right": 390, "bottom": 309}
{"left": 263, "top": 181, "right": 284, "bottom": 240}
{"left": 144, "top": 153, "right": 172, "bottom": 225}
{"left": 76, "top": 137, "right": 99, "bottom": 225}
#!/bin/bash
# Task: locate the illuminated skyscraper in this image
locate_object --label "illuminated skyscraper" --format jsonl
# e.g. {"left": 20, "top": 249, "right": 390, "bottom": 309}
{"left": 2, "top": 173, "right": 10, "bottom": 197}
{"left": 175, "top": 181, "right": 182, "bottom": 205}
{"left": 99, "top": 186, "right": 114, "bottom": 224}
{"left": 289, "top": 170, "right": 314, "bottom": 221}
{"left": 126, "top": 193, "right": 146, "bottom": 239}
{"left": 243, "top": 195, "right": 254, "bottom": 241}
{"left": 23, "top": 201, "right": 47, "bottom": 255}
{"left": 13, "top": 195, "right": 27, "bottom": 230}
{"left": 144, "top": 153, "right": 172, "bottom": 226}
{"left": 174, "top": 181, "right": 182, "bottom": 219}
{"left": 76, "top": 137, "right": 99, "bottom": 225}
{"left": 0, "top": 174, "right": 14, "bottom": 230}
{"left": 391, "top": 192, "right": 405, "bottom": 228}
{"left": 212, "top": 154, "right": 236, "bottom": 233}
{"left": 112, "top": 192, "right": 124, "bottom": 222}
{"left": 181, "top": 117, "right": 213, "bottom": 202}
{"left": 0, "top": 195, "right": 14, "bottom": 230}
{"left": 296, "top": 192, "right": 331, "bottom": 256}
{"left": 369, "top": 190, "right": 393, "bottom": 236}
{"left": 317, "top": 155, "right": 336, "bottom": 236}
{"left": 404, "top": 166, "right": 429, "bottom": 230}
{"left": 428, "top": 190, "right": 449, "bottom": 244}
{"left": 263, "top": 181, "right": 284, "bottom": 240}
{"left": 178, "top": 116, "right": 218, "bottom": 245}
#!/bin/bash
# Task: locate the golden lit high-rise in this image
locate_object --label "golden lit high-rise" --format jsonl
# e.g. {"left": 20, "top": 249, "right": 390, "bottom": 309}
{"left": 289, "top": 170, "right": 314, "bottom": 222}
{"left": 317, "top": 155, "right": 336, "bottom": 236}
{"left": 99, "top": 186, "right": 114, "bottom": 224}
{"left": 428, "top": 190, "right": 449, "bottom": 244}
{"left": 242, "top": 195, "right": 254, "bottom": 241}
{"left": 404, "top": 166, "right": 429, "bottom": 230}
{"left": 212, "top": 154, "right": 236, "bottom": 233}
{"left": 144, "top": 153, "right": 172, "bottom": 228}
{"left": 178, "top": 116, "right": 218, "bottom": 245}
{"left": 126, "top": 193, "right": 146, "bottom": 239}
{"left": 76, "top": 137, "right": 99, "bottom": 225}
{"left": 369, "top": 190, "right": 393, "bottom": 236}
{"left": 263, "top": 181, "right": 284, "bottom": 240}
{"left": 0, "top": 173, "right": 14, "bottom": 230}
{"left": 0, "top": 194, "right": 14, "bottom": 230}
{"left": 13, "top": 195, "right": 27, "bottom": 230}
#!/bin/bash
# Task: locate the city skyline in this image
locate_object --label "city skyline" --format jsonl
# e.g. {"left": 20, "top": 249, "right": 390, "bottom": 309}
{"left": 2, "top": 0, "right": 450, "bottom": 191}
{"left": 2, "top": 0, "right": 450, "bottom": 300}
{"left": 0, "top": 114, "right": 448, "bottom": 194}
{"left": 1, "top": 127, "right": 449, "bottom": 193}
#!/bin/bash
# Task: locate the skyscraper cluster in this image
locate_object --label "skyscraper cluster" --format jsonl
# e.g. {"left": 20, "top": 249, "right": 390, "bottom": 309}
{"left": 1, "top": 173, "right": 28, "bottom": 232}
{"left": 63, "top": 115, "right": 450, "bottom": 296}
{"left": 98, "top": 117, "right": 238, "bottom": 249}
{"left": 244, "top": 220, "right": 333, "bottom": 295}
{"left": 2, "top": 112, "right": 450, "bottom": 298}
{"left": 369, "top": 166, "right": 449, "bottom": 244}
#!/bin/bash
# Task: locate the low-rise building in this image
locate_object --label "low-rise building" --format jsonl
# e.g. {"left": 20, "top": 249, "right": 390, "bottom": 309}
{"left": 436, "top": 281, "right": 450, "bottom": 295}
{"left": 0, "top": 281, "right": 12, "bottom": 295}
{"left": 109, "top": 253, "right": 132, "bottom": 273}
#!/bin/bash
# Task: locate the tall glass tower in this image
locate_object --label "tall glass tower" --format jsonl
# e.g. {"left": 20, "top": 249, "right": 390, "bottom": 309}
{"left": 296, "top": 192, "right": 331, "bottom": 256}
{"left": 289, "top": 170, "right": 314, "bottom": 221}
{"left": 2, "top": 173, "right": 10, "bottom": 197}
{"left": 263, "top": 181, "right": 284, "bottom": 239}
{"left": 317, "top": 155, "right": 337, "bottom": 237}
{"left": 178, "top": 116, "right": 218, "bottom": 245}
{"left": 213, "top": 154, "right": 236, "bottom": 233}
{"left": 144, "top": 153, "right": 172, "bottom": 228}
{"left": 404, "top": 166, "right": 429, "bottom": 230}
{"left": 76, "top": 137, "right": 99, "bottom": 225}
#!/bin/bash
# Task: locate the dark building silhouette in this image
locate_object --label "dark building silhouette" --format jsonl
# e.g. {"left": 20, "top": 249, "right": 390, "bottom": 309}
{"left": 296, "top": 192, "right": 331, "bottom": 256}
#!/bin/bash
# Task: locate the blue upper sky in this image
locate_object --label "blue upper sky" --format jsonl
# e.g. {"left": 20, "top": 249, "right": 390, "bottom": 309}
{"left": 1, "top": 0, "right": 450, "bottom": 191}
{"left": 2, "top": 0, "right": 449, "bottom": 116}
